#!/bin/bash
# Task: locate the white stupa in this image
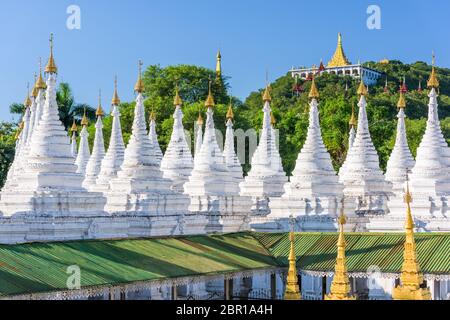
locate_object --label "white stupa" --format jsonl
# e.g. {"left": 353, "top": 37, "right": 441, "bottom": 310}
{"left": 105, "top": 62, "right": 188, "bottom": 215}
{"left": 26, "top": 77, "right": 38, "bottom": 144}
{"left": 268, "top": 79, "right": 343, "bottom": 227}
{"left": 83, "top": 92, "right": 106, "bottom": 189}
{"left": 94, "top": 78, "right": 126, "bottom": 191}
{"left": 0, "top": 35, "right": 106, "bottom": 217}
{"left": 348, "top": 104, "right": 357, "bottom": 150}
{"left": 75, "top": 110, "right": 91, "bottom": 175}
{"left": 148, "top": 111, "right": 163, "bottom": 165}
{"left": 183, "top": 83, "right": 251, "bottom": 232}
{"left": 69, "top": 120, "right": 78, "bottom": 157}
{"left": 160, "top": 88, "right": 194, "bottom": 192}
{"left": 408, "top": 58, "right": 450, "bottom": 222}
{"left": 195, "top": 113, "right": 203, "bottom": 157}
{"left": 223, "top": 102, "right": 243, "bottom": 183}
{"left": 239, "top": 86, "right": 287, "bottom": 215}
{"left": 338, "top": 80, "right": 392, "bottom": 215}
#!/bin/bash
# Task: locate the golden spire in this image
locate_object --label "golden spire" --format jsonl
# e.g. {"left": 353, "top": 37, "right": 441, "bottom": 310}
{"left": 45, "top": 33, "right": 58, "bottom": 74}
{"left": 197, "top": 112, "right": 204, "bottom": 126}
{"left": 327, "top": 33, "right": 351, "bottom": 67}
{"left": 427, "top": 52, "right": 439, "bottom": 89}
{"left": 96, "top": 89, "right": 104, "bottom": 117}
{"left": 36, "top": 58, "right": 47, "bottom": 90}
{"left": 392, "top": 179, "right": 431, "bottom": 300}
{"left": 149, "top": 110, "right": 156, "bottom": 121}
{"left": 270, "top": 112, "right": 276, "bottom": 127}
{"left": 70, "top": 119, "right": 78, "bottom": 132}
{"left": 31, "top": 73, "right": 39, "bottom": 98}
{"left": 111, "top": 76, "right": 121, "bottom": 105}
{"left": 173, "top": 85, "right": 183, "bottom": 106}
{"left": 397, "top": 91, "right": 406, "bottom": 109}
{"left": 24, "top": 83, "right": 32, "bottom": 107}
{"left": 226, "top": 99, "right": 234, "bottom": 120}
{"left": 357, "top": 78, "right": 368, "bottom": 96}
{"left": 15, "top": 124, "right": 23, "bottom": 140}
{"left": 134, "top": 60, "right": 145, "bottom": 93}
{"left": 205, "top": 80, "right": 215, "bottom": 108}
{"left": 262, "top": 85, "right": 272, "bottom": 102}
{"left": 349, "top": 104, "right": 357, "bottom": 127}
{"left": 325, "top": 202, "right": 356, "bottom": 300}
{"left": 81, "top": 108, "right": 89, "bottom": 127}
{"left": 216, "top": 49, "right": 222, "bottom": 79}
{"left": 284, "top": 231, "right": 301, "bottom": 300}
{"left": 308, "top": 77, "right": 320, "bottom": 100}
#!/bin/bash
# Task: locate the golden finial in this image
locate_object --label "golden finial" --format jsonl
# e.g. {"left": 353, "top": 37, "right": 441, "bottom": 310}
{"left": 226, "top": 99, "right": 234, "bottom": 120}
{"left": 216, "top": 49, "right": 222, "bottom": 79}
{"left": 111, "top": 76, "right": 121, "bottom": 105}
{"left": 31, "top": 73, "right": 39, "bottom": 98}
{"left": 308, "top": 77, "right": 320, "bottom": 100}
{"left": 262, "top": 84, "right": 272, "bottom": 102}
{"left": 134, "top": 60, "right": 145, "bottom": 93}
{"left": 24, "top": 83, "right": 32, "bottom": 107}
{"left": 325, "top": 200, "right": 356, "bottom": 300}
{"left": 36, "top": 58, "right": 47, "bottom": 90}
{"left": 270, "top": 112, "right": 277, "bottom": 127}
{"left": 397, "top": 91, "right": 406, "bottom": 109}
{"left": 427, "top": 52, "right": 440, "bottom": 89}
{"left": 327, "top": 33, "right": 351, "bottom": 67}
{"left": 45, "top": 33, "right": 58, "bottom": 74}
{"left": 81, "top": 108, "right": 89, "bottom": 126}
{"left": 349, "top": 104, "right": 357, "bottom": 127}
{"left": 392, "top": 177, "right": 431, "bottom": 300}
{"left": 357, "top": 78, "right": 368, "bottom": 96}
{"left": 205, "top": 80, "right": 215, "bottom": 108}
{"left": 173, "top": 85, "right": 183, "bottom": 106}
{"left": 15, "top": 124, "right": 23, "bottom": 140}
{"left": 197, "top": 112, "right": 204, "bottom": 126}
{"left": 284, "top": 230, "right": 301, "bottom": 300}
{"left": 96, "top": 89, "right": 104, "bottom": 117}
{"left": 70, "top": 119, "right": 78, "bottom": 132}
{"left": 149, "top": 110, "right": 156, "bottom": 121}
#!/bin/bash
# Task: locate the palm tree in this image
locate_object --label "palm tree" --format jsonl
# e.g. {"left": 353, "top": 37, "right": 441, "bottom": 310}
{"left": 8, "top": 83, "right": 95, "bottom": 130}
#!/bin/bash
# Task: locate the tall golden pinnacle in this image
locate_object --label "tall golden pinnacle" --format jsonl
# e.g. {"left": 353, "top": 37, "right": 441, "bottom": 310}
{"left": 173, "top": 85, "right": 183, "bottom": 106}
{"left": 270, "top": 112, "right": 277, "bottom": 127}
{"left": 349, "top": 104, "right": 357, "bottom": 127}
{"left": 96, "top": 89, "right": 104, "bottom": 117}
{"left": 81, "top": 108, "right": 89, "bottom": 127}
{"left": 134, "top": 60, "right": 145, "bottom": 93}
{"left": 197, "top": 112, "right": 204, "bottom": 126}
{"left": 357, "top": 78, "right": 368, "bottom": 96}
{"left": 392, "top": 179, "right": 431, "bottom": 300}
{"left": 111, "top": 76, "right": 121, "bottom": 106}
{"left": 45, "top": 33, "right": 58, "bottom": 74}
{"left": 31, "top": 73, "right": 39, "bottom": 98}
{"left": 205, "top": 80, "right": 215, "bottom": 108}
{"left": 149, "top": 110, "right": 156, "bottom": 121}
{"left": 226, "top": 98, "right": 234, "bottom": 120}
{"left": 308, "top": 77, "right": 320, "bottom": 100}
{"left": 36, "top": 58, "right": 47, "bottom": 90}
{"left": 325, "top": 202, "right": 356, "bottom": 300}
{"left": 427, "top": 52, "right": 440, "bottom": 89}
{"left": 327, "top": 33, "right": 351, "bottom": 67}
{"left": 70, "top": 119, "right": 78, "bottom": 133}
{"left": 262, "top": 85, "right": 272, "bottom": 102}
{"left": 23, "top": 83, "right": 32, "bottom": 108}
{"left": 284, "top": 231, "right": 301, "bottom": 300}
{"left": 397, "top": 91, "right": 407, "bottom": 109}
{"left": 216, "top": 49, "right": 222, "bottom": 79}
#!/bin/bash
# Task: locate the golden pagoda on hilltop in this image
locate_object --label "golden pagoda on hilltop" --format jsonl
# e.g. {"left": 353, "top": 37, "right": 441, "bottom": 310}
{"left": 328, "top": 33, "right": 351, "bottom": 67}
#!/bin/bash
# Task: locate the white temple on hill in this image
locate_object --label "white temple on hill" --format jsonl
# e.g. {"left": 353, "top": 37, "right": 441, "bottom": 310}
{"left": 0, "top": 35, "right": 449, "bottom": 246}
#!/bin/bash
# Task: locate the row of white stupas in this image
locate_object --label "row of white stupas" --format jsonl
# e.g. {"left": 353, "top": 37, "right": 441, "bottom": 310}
{"left": 0, "top": 37, "right": 448, "bottom": 244}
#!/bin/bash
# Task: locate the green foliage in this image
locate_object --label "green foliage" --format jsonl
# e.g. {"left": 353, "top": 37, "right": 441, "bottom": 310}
{"left": 0, "top": 122, "right": 17, "bottom": 188}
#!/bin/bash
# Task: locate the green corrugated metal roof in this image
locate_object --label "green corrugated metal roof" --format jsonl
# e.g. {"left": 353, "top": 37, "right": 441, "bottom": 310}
{"left": 0, "top": 232, "right": 448, "bottom": 297}
{"left": 252, "top": 232, "right": 450, "bottom": 275}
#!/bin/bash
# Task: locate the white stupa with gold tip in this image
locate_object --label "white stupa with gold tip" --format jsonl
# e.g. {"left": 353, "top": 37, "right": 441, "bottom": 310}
{"left": 405, "top": 56, "right": 450, "bottom": 228}
{"left": 70, "top": 120, "right": 78, "bottom": 157}
{"left": 160, "top": 88, "right": 194, "bottom": 192}
{"left": 239, "top": 85, "right": 287, "bottom": 215}
{"left": 75, "top": 110, "right": 91, "bottom": 175}
{"left": 338, "top": 79, "right": 392, "bottom": 215}
{"left": 26, "top": 75, "right": 38, "bottom": 144}
{"left": 268, "top": 79, "right": 343, "bottom": 228}
{"left": 148, "top": 111, "right": 163, "bottom": 165}
{"left": 195, "top": 112, "right": 203, "bottom": 157}
{"left": 348, "top": 104, "right": 357, "bottom": 150}
{"left": 223, "top": 100, "right": 243, "bottom": 183}
{"left": 105, "top": 62, "right": 189, "bottom": 217}
{"left": 94, "top": 77, "right": 126, "bottom": 191}
{"left": 0, "top": 34, "right": 106, "bottom": 218}
{"left": 83, "top": 91, "right": 106, "bottom": 189}
{"left": 183, "top": 82, "right": 251, "bottom": 232}
{"left": 33, "top": 60, "right": 47, "bottom": 130}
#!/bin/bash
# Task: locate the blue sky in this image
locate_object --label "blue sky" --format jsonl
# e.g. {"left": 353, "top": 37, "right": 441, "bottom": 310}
{"left": 0, "top": 0, "right": 448, "bottom": 121}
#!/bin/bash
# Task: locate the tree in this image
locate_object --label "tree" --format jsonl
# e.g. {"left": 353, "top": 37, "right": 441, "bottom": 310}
{"left": 0, "top": 122, "right": 17, "bottom": 188}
